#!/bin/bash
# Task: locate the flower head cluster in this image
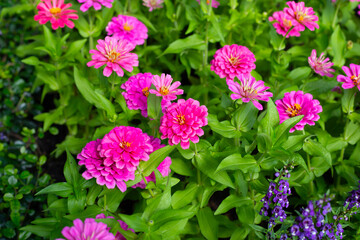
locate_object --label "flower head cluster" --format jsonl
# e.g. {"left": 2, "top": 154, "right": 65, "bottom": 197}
{"left": 160, "top": 98, "right": 208, "bottom": 149}
{"left": 260, "top": 167, "right": 291, "bottom": 230}
{"left": 344, "top": 181, "right": 360, "bottom": 210}
{"left": 196, "top": 0, "right": 220, "bottom": 8}
{"left": 106, "top": 15, "right": 148, "bottom": 46}
{"left": 142, "top": 0, "right": 164, "bottom": 11}
{"left": 78, "top": 126, "right": 153, "bottom": 192}
{"left": 210, "top": 44, "right": 256, "bottom": 80}
{"left": 275, "top": 91, "right": 322, "bottom": 133}
{"left": 96, "top": 214, "right": 134, "bottom": 240}
{"left": 149, "top": 73, "right": 184, "bottom": 110}
{"left": 77, "top": 0, "right": 113, "bottom": 12}
{"left": 269, "top": 1, "right": 319, "bottom": 37}
{"left": 227, "top": 74, "right": 273, "bottom": 110}
{"left": 56, "top": 218, "right": 115, "bottom": 240}
{"left": 87, "top": 36, "right": 138, "bottom": 77}
{"left": 308, "top": 49, "right": 335, "bottom": 78}
{"left": 34, "top": 0, "right": 78, "bottom": 30}
{"left": 121, "top": 73, "right": 153, "bottom": 117}
{"left": 337, "top": 63, "right": 360, "bottom": 91}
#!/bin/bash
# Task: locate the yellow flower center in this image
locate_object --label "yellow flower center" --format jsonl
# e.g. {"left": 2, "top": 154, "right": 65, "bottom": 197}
{"left": 106, "top": 50, "right": 121, "bottom": 63}
{"left": 142, "top": 87, "right": 150, "bottom": 97}
{"left": 206, "top": 0, "right": 210, "bottom": 4}
{"left": 283, "top": 19, "right": 292, "bottom": 28}
{"left": 294, "top": 11, "right": 306, "bottom": 22}
{"left": 351, "top": 75, "right": 360, "bottom": 85}
{"left": 50, "top": 7, "right": 61, "bottom": 15}
{"left": 177, "top": 114, "right": 186, "bottom": 125}
{"left": 286, "top": 103, "right": 302, "bottom": 117}
{"left": 123, "top": 22, "right": 132, "bottom": 32}
{"left": 119, "top": 141, "right": 131, "bottom": 149}
{"left": 229, "top": 56, "right": 240, "bottom": 66}
{"left": 159, "top": 86, "right": 169, "bottom": 95}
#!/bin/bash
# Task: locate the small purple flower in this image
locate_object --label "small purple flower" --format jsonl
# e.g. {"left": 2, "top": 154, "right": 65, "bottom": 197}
{"left": 290, "top": 225, "right": 300, "bottom": 236}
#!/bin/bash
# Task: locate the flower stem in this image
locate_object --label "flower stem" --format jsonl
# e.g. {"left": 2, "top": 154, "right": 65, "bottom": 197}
{"left": 278, "top": 26, "right": 294, "bottom": 51}
{"left": 140, "top": 171, "right": 155, "bottom": 198}
{"left": 88, "top": 11, "right": 94, "bottom": 50}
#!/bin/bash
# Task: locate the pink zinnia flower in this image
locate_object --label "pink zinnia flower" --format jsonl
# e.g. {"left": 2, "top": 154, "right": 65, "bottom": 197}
{"left": 142, "top": 0, "right": 164, "bottom": 11}
{"left": 284, "top": 1, "right": 319, "bottom": 31}
{"left": 358, "top": 5, "right": 360, "bottom": 16}
{"left": 275, "top": 91, "right": 322, "bottom": 133}
{"left": 160, "top": 98, "right": 208, "bottom": 149}
{"left": 106, "top": 15, "right": 148, "bottom": 46}
{"left": 337, "top": 63, "right": 360, "bottom": 91}
{"left": 121, "top": 73, "right": 153, "bottom": 117}
{"left": 196, "top": 0, "right": 220, "bottom": 8}
{"left": 308, "top": 49, "right": 335, "bottom": 78}
{"left": 149, "top": 73, "right": 184, "bottom": 110}
{"left": 96, "top": 214, "right": 134, "bottom": 240}
{"left": 56, "top": 218, "right": 115, "bottom": 240}
{"left": 227, "top": 75, "right": 273, "bottom": 111}
{"left": 132, "top": 136, "right": 172, "bottom": 189}
{"left": 34, "top": 0, "right": 78, "bottom": 30}
{"left": 210, "top": 44, "right": 256, "bottom": 80}
{"left": 268, "top": 11, "right": 302, "bottom": 38}
{"left": 77, "top": 0, "right": 113, "bottom": 12}
{"left": 87, "top": 36, "right": 138, "bottom": 77}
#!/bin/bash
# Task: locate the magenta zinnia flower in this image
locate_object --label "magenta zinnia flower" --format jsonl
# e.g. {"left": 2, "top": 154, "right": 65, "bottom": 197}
{"left": 121, "top": 73, "right": 153, "bottom": 117}
{"left": 268, "top": 11, "right": 301, "bottom": 38}
{"left": 149, "top": 73, "right": 184, "bottom": 110}
{"left": 77, "top": 0, "right": 113, "bottom": 12}
{"left": 106, "top": 15, "right": 148, "bottom": 46}
{"left": 96, "top": 214, "right": 134, "bottom": 240}
{"left": 160, "top": 98, "right": 208, "bottom": 149}
{"left": 227, "top": 75, "right": 273, "bottom": 110}
{"left": 275, "top": 91, "right": 322, "bottom": 133}
{"left": 337, "top": 63, "right": 360, "bottom": 91}
{"left": 284, "top": 1, "right": 319, "bottom": 31}
{"left": 142, "top": 0, "right": 164, "bottom": 11}
{"left": 34, "top": 0, "right": 78, "bottom": 30}
{"left": 56, "top": 218, "right": 115, "bottom": 240}
{"left": 196, "top": 0, "right": 220, "bottom": 8}
{"left": 210, "top": 44, "right": 256, "bottom": 80}
{"left": 308, "top": 49, "right": 335, "bottom": 78}
{"left": 87, "top": 36, "right": 138, "bottom": 77}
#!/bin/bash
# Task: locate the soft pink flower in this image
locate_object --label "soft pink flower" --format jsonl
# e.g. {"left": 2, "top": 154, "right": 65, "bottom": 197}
{"left": 275, "top": 91, "right": 322, "bottom": 133}
{"left": 132, "top": 136, "right": 172, "bottom": 189}
{"left": 56, "top": 218, "right": 115, "bottom": 240}
{"left": 87, "top": 36, "right": 138, "bottom": 77}
{"left": 337, "top": 63, "right": 360, "bottom": 91}
{"left": 96, "top": 214, "right": 134, "bottom": 240}
{"left": 268, "top": 11, "right": 302, "bottom": 38}
{"left": 160, "top": 98, "right": 208, "bottom": 149}
{"left": 227, "top": 75, "right": 273, "bottom": 110}
{"left": 34, "top": 0, "right": 78, "bottom": 30}
{"left": 121, "top": 73, "right": 153, "bottom": 117}
{"left": 142, "top": 0, "right": 164, "bottom": 11}
{"left": 358, "top": 4, "right": 360, "bottom": 16}
{"left": 149, "top": 73, "right": 184, "bottom": 110}
{"left": 106, "top": 15, "right": 148, "bottom": 46}
{"left": 308, "top": 49, "right": 335, "bottom": 78}
{"left": 77, "top": 0, "right": 113, "bottom": 12}
{"left": 284, "top": 1, "right": 319, "bottom": 31}
{"left": 196, "top": 0, "right": 220, "bottom": 8}
{"left": 210, "top": 44, "right": 256, "bottom": 80}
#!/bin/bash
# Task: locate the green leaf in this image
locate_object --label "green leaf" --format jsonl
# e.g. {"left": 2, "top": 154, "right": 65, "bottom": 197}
{"left": 258, "top": 99, "right": 279, "bottom": 136}
{"left": 287, "top": 67, "right": 311, "bottom": 82}
{"left": 36, "top": 182, "right": 73, "bottom": 197}
{"left": 282, "top": 134, "right": 308, "bottom": 152}
{"left": 64, "top": 150, "right": 80, "bottom": 187}
{"left": 20, "top": 225, "right": 52, "bottom": 238}
{"left": 209, "top": 11, "right": 225, "bottom": 43}
{"left": 214, "top": 195, "right": 252, "bottom": 215}
{"left": 231, "top": 227, "right": 251, "bottom": 240}
{"left": 216, "top": 154, "right": 259, "bottom": 173}
{"left": 342, "top": 88, "right": 356, "bottom": 114}
{"left": 163, "top": 34, "right": 205, "bottom": 55}
{"left": 143, "top": 184, "right": 171, "bottom": 220}
{"left": 119, "top": 213, "right": 148, "bottom": 232}
{"left": 22, "top": 56, "right": 40, "bottom": 65}
{"left": 151, "top": 208, "right": 196, "bottom": 232}
{"left": 64, "top": 205, "right": 103, "bottom": 220}
{"left": 208, "top": 114, "right": 240, "bottom": 138}
{"left": 147, "top": 92, "right": 162, "bottom": 120}
{"left": 273, "top": 115, "right": 303, "bottom": 147}
{"left": 330, "top": 25, "right": 346, "bottom": 67}
{"left": 256, "top": 133, "right": 272, "bottom": 153}
{"left": 344, "top": 121, "right": 360, "bottom": 145}
{"left": 232, "top": 103, "right": 258, "bottom": 132}
{"left": 170, "top": 158, "right": 194, "bottom": 176}
{"left": 3, "top": 193, "right": 14, "bottom": 201}
{"left": 43, "top": 25, "right": 58, "bottom": 58}
{"left": 172, "top": 182, "right": 199, "bottom": 209}
{"left": 140, "top": 145, "right": 176, "bottom": 177}
{"left": 63, "top": 39, "right": 87, "bottom": 60}
{"left": 303, "top": 139, "right": 332, "bottom": 167}
{"left": 197, "top": 207, "right": 218, "bottom": 240}
{"left": 101, "top": 188, "right": 125, "bottom": 212}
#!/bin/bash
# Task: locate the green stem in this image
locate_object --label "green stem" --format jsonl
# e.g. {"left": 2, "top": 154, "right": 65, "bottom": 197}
{"left": 110, "top": 73, "right": 116, "bottom": 102}
{"left": 332, "top": 2, "right": 341, "bottom": 29}
{"left": 88, "top": 11, "right": 94, "bottom": 50}
{"left": 278, "top": 26, "right": 294, "bottom": 51}
{"left": 139, "top": 170, "right": 155, "bottom": 198}
{"left": 307, "top": 153, "right": 314, "bottom": 195}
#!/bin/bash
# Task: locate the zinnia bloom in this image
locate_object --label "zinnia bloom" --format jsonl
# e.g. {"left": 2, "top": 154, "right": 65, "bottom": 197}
{"left": 77, "top": 0, "right": 113, "bottom": 12}
{"left": 227, "top": 75, "right": 273, "bottom": 110}
{"left": 196, "top": 0, "right": 220, "bottom": 8}
{"left": 142, "top": 0, "right": 164, "bottom": 11}
{"left": 121, "top": 73, "right": 153, "bottom": 117}
{"left": 56, "top": 218, "right": 115, "bottom": 240}
{"left": 210, "top": 44, "right": 256, "bottom": 80}
{"left": 132, "top": 136, "right": 172, "bottom": 189}
{"left": 34, "top": 0, "right": 78, "bottom": 30}
{"left": 308, "top": 49, "right": 335, "bottom": 78}
{"left": 87, "top": 36, "right": 138, "bottom": 77}
{"left": 275, "top": 91, "right": 322, "bottom": 133}
{"left": 160, "top": 98, "right": 208, "bottom": 149}
{"left": 106, "top": 15, "right": 148, "bottom": 46}
{"left": 284, "top": 1, "right": 319, "bottom": 31}
{"left": 337, "top": 63, "right": 360, "bottom": 91}
{"left": 149, "top": 73, "right": 184, "bottom": 110}
{"left": 96, "top": 214, "right": 134, "bottom": 240}
{"left": 268, "top": 11, "right": 301, "bottom": 38}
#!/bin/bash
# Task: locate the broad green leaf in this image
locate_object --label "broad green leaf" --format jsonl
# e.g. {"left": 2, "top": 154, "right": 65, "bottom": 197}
{"left": 64, "top": 150, "right": 80, "bottom": 187}
{"left": 170, "top": 158, "right": 194, "bottom": 176}
{"left": 256, "top": 133, "right": 272, "bottom": 153}
{"left": 231, "top": 227, "right": 251, "bottom": 240}
{"left": 147, "top": 92, "right": 162, "bottom": 120}
{"left": 63, "top": 39, "right": 87, "bottom": 60}
{"left": 143, "top": 184, "right": 171, "bottom": 220}
{"left": 172, "top": 182, "right": 199, "bottom": 209}
{"left": 258, "top": 99, "right": 279, "bottom": 136}
{"left": 232, "top": 103, "right": 258, "bottom": 132}
{"left": 151, "top": 208, "right": 196, "bottom": 232}
{"left": 287, "top": 67, "right": 311, "bottom": 82}
{"left": 216, "top": 154, "right": 259, "bottom": 173}
{"left": 209, "top": 11, "right": 225, "bottom": 42}
{"left": 163, "top": 34, "right": 205, "bottom": 55}
{"left": 282, "top": 134, "right": 308, "bottom": 152}
{"left": 35, "top": 182, "right": 73, "bottom": 197}
{"left": 100, "top": 188, "right": 125, "bottom": 212}
{"left": 20, "top": 225, "right": 52, "bottom": 238}
{"left": 342, "top": 88, "right": 356, "bottom": 114}
{"left": 273, "top": 115, "right": 303, "bottom": 147}
{"left": 140, "top": 145, "right": 176, "bottom": 176}
{"left": 64, "top": 205, "right": 103, "bottom": 220}
{"left": 344, "top": 121, "right": 360, "bottom": 145}
{"left": 119, "top": 213, "right": 148, "bottom": 232}
{"left": 330, "top": 25, "right": 346, "bottom": 67}
{"left": 208, "top": 114, "right": 241, "bottom": 138}
{"left": 214, "top": 195, "right": 252, "bottom": 215}
{"left": 303, "top": 139, "right": 332, "bottom": 167}
{"left": 197, "top": 207, "right": 218, "bottom": 240}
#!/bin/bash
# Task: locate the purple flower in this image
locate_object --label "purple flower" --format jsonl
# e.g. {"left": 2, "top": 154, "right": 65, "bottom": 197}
{"left": 290, "top": 225, "right": 300, "bottom": 236}
{"left": 308, "top": 49, "right": 335, "bottom": 77}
